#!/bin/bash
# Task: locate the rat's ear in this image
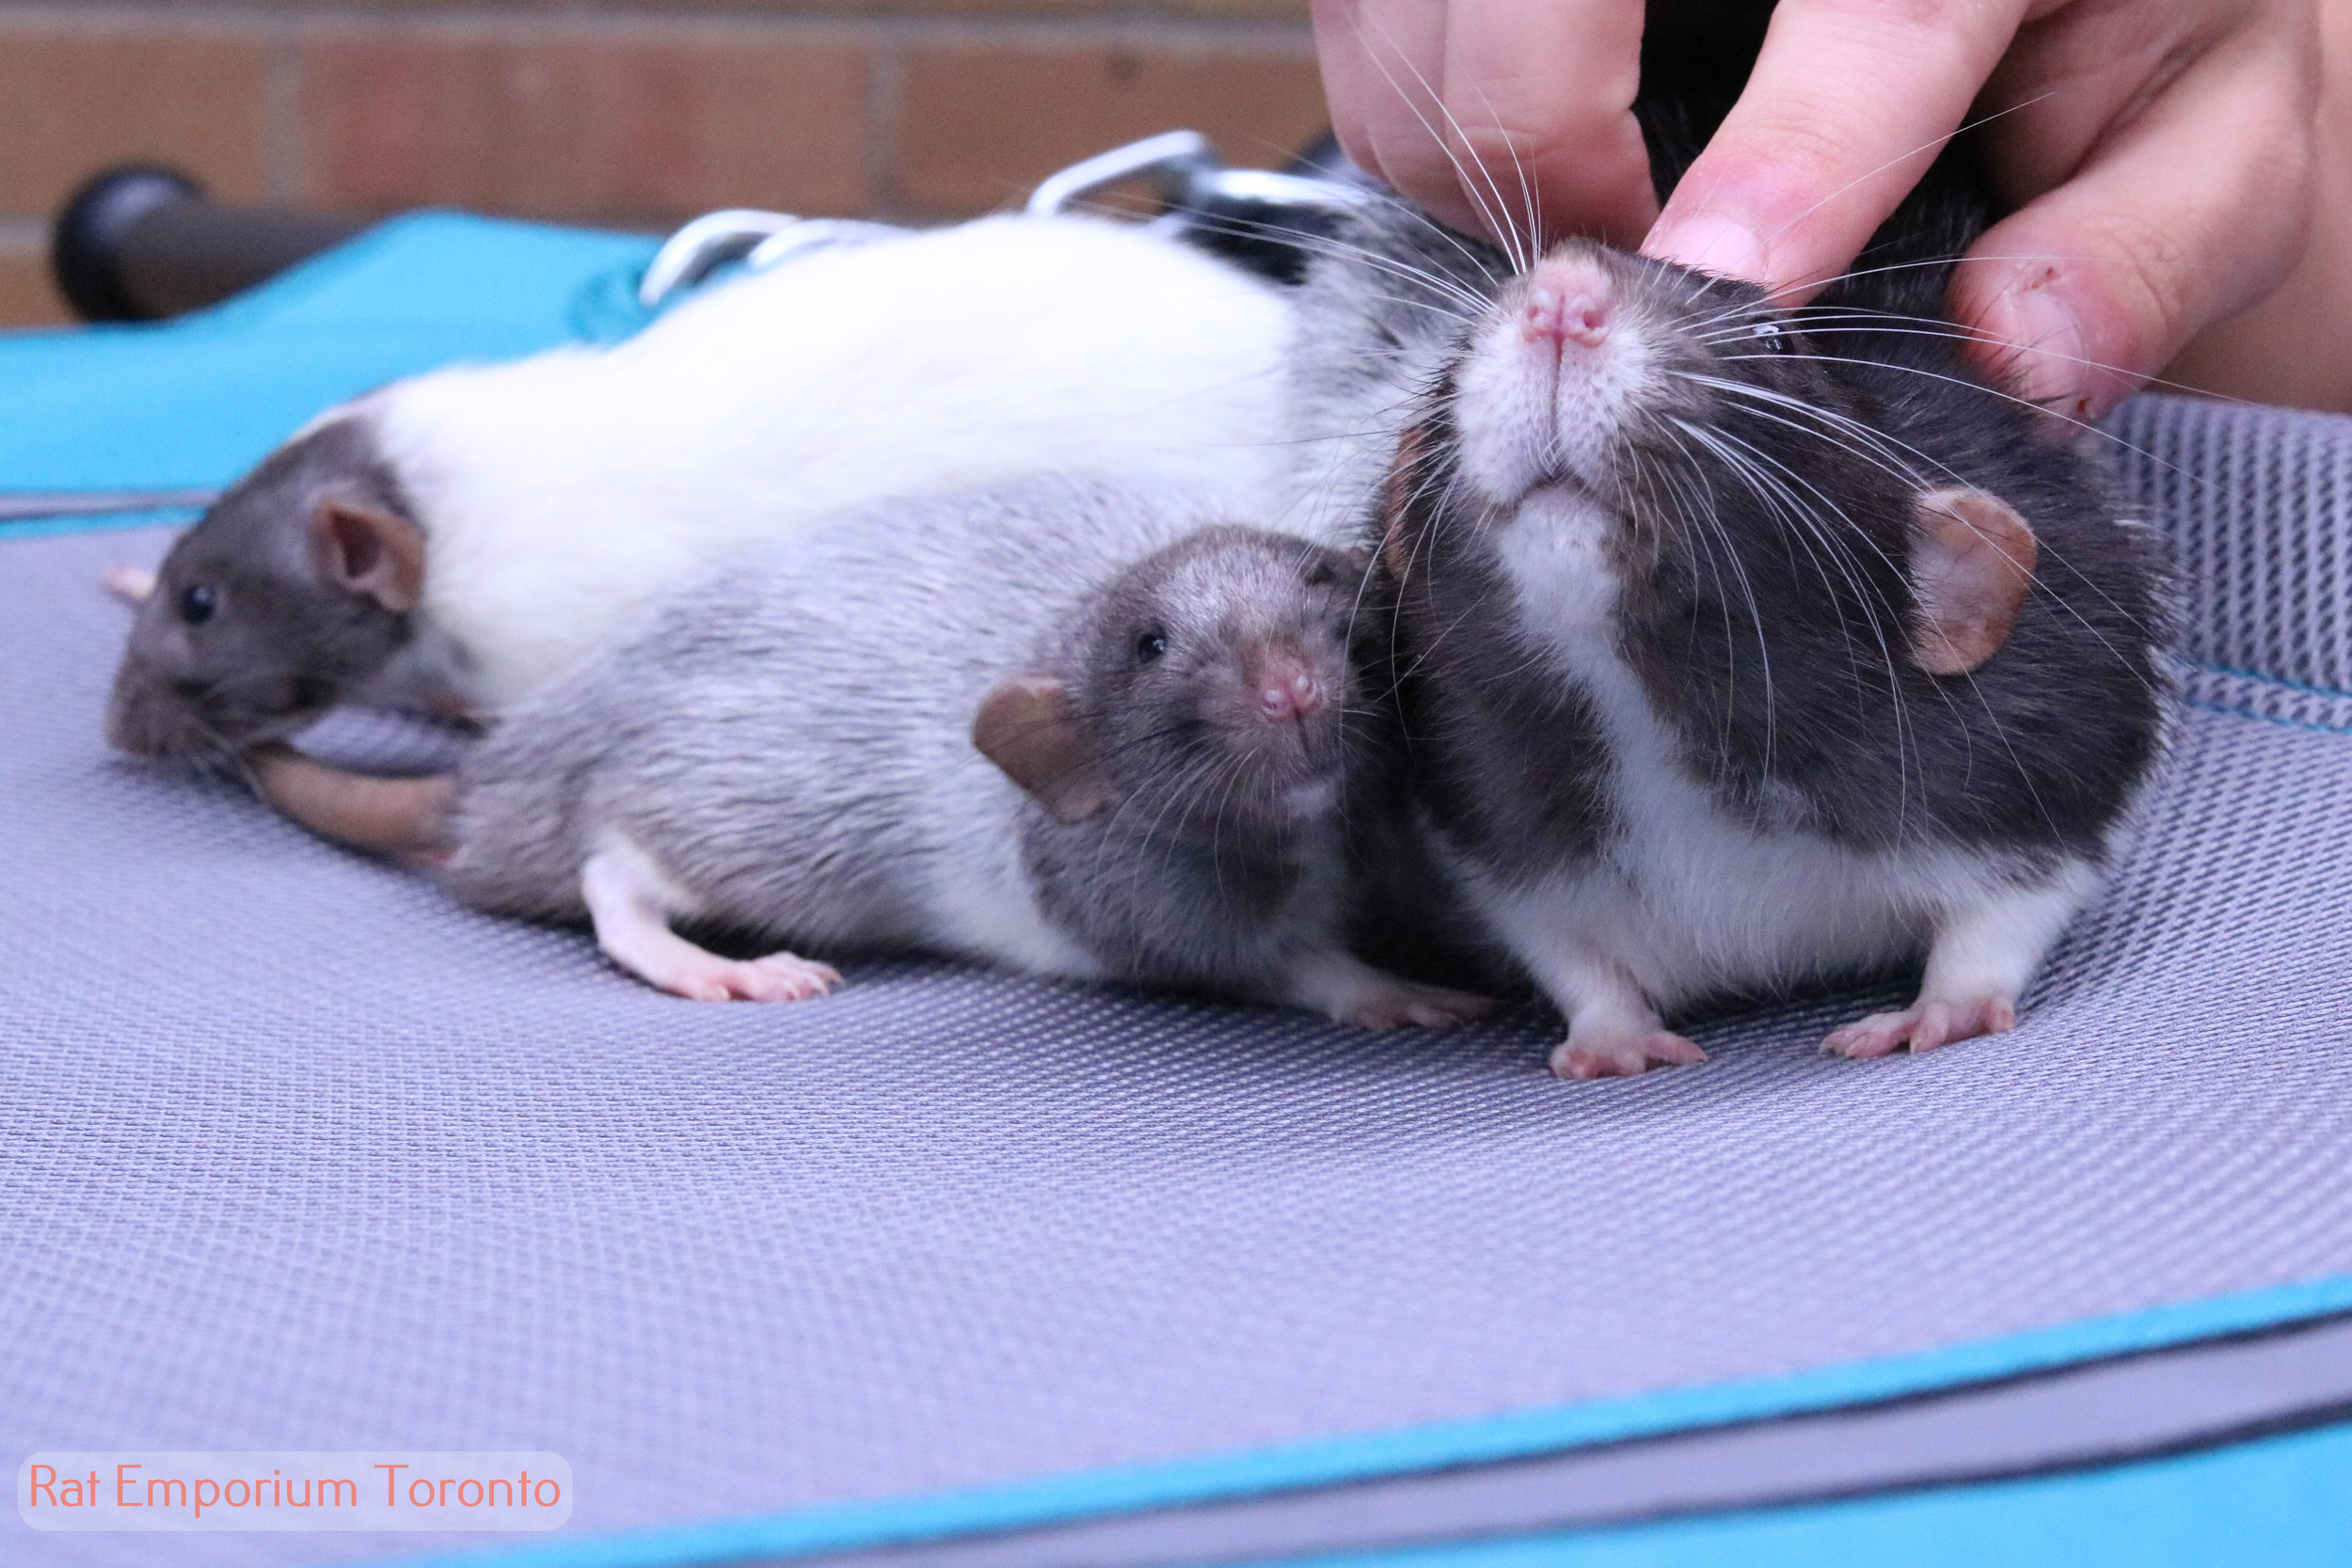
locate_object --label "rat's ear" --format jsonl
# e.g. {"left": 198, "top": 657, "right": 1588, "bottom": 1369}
{"left": 1379, "top": 421, "right": 1434, "bottom": 580}
{"left": 1908, "top": 486, "right": 2038, "bottom": 676}
{"left": 310, "top": 498, "right": 426, "bottom": 613}
{"left": 973, "top": 673, "right": 1114, "bottom": 825}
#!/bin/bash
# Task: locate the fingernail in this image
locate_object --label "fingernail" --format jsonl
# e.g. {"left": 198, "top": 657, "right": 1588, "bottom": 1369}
{"left": 1645, "top": 213, "right": 1765, "bottom": 283}
{"left": 1985, "top": 282, "right": 2092, "bottom": 423}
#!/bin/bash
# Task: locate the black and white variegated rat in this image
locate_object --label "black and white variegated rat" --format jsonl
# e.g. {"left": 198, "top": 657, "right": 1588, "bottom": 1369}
{"left": 255, "top": 476, "right": 1491, "bottom": 1030}
{"left": 104, "top": 215, "right": 1306, "bottom": 765}
{"left": 1290, "top": 110, "right": 2164, "bottom": 1078}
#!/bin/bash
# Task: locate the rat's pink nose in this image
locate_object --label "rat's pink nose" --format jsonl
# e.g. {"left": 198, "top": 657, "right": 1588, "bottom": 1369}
{"left": 1523, "top": 259, "right": 1613, "bottom": 349}
{"left": 1248, "top": 642, "right": 1325, "bottom": 723}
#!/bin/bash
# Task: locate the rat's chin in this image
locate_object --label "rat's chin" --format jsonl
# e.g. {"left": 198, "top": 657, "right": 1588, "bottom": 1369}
{"left": 1451, "top": 347, "right": 1638, "bottom": 506}
{"left": 1452, "top": 416, "right": 1616, "bottom": 512}
{"left": 1278, "top": 774, "right": 1343, "bottom": 820}
{"left": 111, "top": 695, "right": 332, "bottom": 765}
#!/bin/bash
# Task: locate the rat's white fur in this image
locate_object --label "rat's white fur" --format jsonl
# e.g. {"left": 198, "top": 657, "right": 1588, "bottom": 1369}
{"left": 350, "top": 214, "right": 1298, "bottom": 711}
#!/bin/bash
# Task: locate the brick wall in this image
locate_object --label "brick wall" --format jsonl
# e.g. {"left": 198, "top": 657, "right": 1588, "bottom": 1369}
{"left": 0, "top": 1, "right": 1328, "bottom": 326}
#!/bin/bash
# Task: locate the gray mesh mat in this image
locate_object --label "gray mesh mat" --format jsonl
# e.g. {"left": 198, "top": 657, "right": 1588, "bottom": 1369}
{"left": 6, "top": 392, "right": 2352, "bottom": 1568}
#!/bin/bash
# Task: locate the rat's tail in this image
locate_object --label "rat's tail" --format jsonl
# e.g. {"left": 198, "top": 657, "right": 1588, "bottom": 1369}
{"left": 251, "top": 744, "right": 455, "bottom": 866}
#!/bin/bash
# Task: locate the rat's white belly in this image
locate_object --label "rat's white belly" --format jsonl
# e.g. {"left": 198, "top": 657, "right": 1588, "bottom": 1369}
{"left": 917, "top": 778, "right": 1104, "bottom": 984}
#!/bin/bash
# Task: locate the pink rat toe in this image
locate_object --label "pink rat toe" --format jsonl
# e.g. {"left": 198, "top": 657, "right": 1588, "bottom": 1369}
{"left": 749, "top": 955, "right": 841, "bottom": 1001}
{"left": 1555, "top": 1046, "right": 1636, "bottom": 1080}
{"left": 1902, "top": 1004, "right": 1957, "bottom": 1053}
{"left": 1827, "top": 995, "right": 2021, "bottom": 1058}
{"left": 1551, "top": 1033, "right": 1697, "bottom": 1080}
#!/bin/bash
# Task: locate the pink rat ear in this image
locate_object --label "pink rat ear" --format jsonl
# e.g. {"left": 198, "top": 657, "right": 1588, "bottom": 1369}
{"left": 1379, "top": 421, "right": 1435, "bottom": 581}
{"left": 1908, "top": 486, "right": 2038, "bottom": 676}
{"left": 310, "top": 497, "right": 426, "bottom": 613}
{"left": 972, "top": 673, "right": 1113, "bottom": 825}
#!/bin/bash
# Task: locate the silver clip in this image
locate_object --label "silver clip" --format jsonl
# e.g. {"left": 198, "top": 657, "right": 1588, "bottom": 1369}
{"left": 638, "top": 210, "right": 802, "bottom": 308}
{"left": 1025, "top": 130, "right": 1371, "bottom": 227}
{"left": 638, "top": 211, "right": 908, "bottom": 309}
{"left": 1025, "top": 131, "right": 1220, "bottom": 218}
{"left": 742, "top": 219, "right": 907, "bottom": 273}
{"left": 640, "top": 131, "right": 1366, "bottom": 310}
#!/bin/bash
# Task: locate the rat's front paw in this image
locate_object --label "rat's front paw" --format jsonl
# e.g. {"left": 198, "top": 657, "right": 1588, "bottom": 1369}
{"left": 1550, "top": 1029, "right": 1706, "bottom": 1081}
{"left": 1345, "top": 982, "right": 1496, "bottom": 1031}
{"left": 1822, "top": 995, "right": 2015, "bottom": 1059}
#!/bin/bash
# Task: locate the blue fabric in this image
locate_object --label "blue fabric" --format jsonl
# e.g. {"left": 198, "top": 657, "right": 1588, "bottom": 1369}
{"left": 1280, "top": 1419, "right": 2352, "bottom": 1568}
{"left": 0, "top": 211, "right": 658, "bottom": 497}
{"left": 0, "top": 504, "right": 203, "bottom": 541}
{"left": 377, "top": 1275, "right": 2352, "bottom": 1568}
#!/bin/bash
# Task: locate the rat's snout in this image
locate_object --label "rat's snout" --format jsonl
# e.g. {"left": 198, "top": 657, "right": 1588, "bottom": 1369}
{"left": 1244, "top": 636, "right": 1326, "bottom": 725}
{"left": 105, "top": 662, "right": 202, "bottom": 760}
{"left": 1449, "top": 244, "right": 1650, "bottom": 501}
{"left": 1522, "top": 258, "right": 1613, "bottom": 352}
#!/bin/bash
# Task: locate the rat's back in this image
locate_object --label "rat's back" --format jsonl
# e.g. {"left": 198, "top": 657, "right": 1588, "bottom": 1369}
{"left": 377, "top": 216, "right": 1300, "bottom": 711}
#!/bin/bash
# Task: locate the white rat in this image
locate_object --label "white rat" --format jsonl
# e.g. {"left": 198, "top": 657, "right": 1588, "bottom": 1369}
{"left": 107, "top": 214, "right": 1300, "bottom": 761}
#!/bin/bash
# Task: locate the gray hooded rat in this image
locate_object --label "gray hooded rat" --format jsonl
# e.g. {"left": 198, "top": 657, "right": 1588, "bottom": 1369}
{"left": 258, "top": 475, "right": 1489, "bottom": 1028}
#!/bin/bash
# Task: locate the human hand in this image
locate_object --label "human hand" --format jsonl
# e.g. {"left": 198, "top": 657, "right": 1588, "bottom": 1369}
{"left": 1311, "top": 0, "right": 2322, "bottom": 424}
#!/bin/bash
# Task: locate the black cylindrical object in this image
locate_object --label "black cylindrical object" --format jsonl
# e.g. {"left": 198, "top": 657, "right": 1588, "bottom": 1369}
{"left": 51, "top": 166, "right": 368, "bottom": 324}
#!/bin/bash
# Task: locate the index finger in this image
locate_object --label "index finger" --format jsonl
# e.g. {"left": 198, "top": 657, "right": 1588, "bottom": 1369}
{"left": 1438, "top": 0, "right": 1658, "bottom": 246}
{"left": 1314, "top": 0, "right": 1465, "bottom": 224}
{"left": 1314, "top": 0, "right": 1657, "bottom": 245}
{"left": 1643, "top": 0, "right": 2026, "bottom": 299}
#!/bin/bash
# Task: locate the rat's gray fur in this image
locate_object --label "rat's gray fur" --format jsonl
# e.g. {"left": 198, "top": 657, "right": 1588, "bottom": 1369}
{"left": 106, "top": 414, "right": 471, "bottom": 764}
{"left": 1279, "top": 206, "right": 1506, "bottom": 538}
{"left": 439, "top": 475, "right": 1400, "bottom": 1006}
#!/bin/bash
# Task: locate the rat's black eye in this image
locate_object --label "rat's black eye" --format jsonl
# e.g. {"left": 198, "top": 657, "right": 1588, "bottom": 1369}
{"left": 1747, "top": 320, "right": 1788, "bottom": 354}
{"left": 178, "top": 584, "right": 217, "bottom": 626}
{"left": 1304, "top": 561, "right": 1337, "bottom": 587}
{"left": 1135, "top": 631, "right": 1168, "bottom": 664}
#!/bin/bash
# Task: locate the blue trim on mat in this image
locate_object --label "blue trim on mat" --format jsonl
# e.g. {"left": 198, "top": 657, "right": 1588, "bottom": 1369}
{"left": 0, "top": 507, "right": 202, "bottom": 542}
{"left": 2185, "top": 695, "right": 2352, "bottom": 737}
{"left": 2187, "top": 657, "right": 2352, "bottom": 704}
{"left": 1263, "top": 1417, "right": 2352, "bottom": 1568}
{"left": 373, "top": 1273, "right": 2352, "bottom": 1568}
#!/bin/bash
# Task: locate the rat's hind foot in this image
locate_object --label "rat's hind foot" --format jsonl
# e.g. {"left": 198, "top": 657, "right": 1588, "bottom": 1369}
{"left": 1822, "top": 995, "right": 2016, "bottom": 1059}
{"left": 1550, "top": 1029, "right": 1706, "bottom": 1081}
{"left": 1283, "top": 948, "right": 1495, "bottom": 1030}
{"left": 644, "top": 947, "right": 841, "bottom": 1004}
{"left": 580, "top": 836, "right": 838, "bottom": 1004}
